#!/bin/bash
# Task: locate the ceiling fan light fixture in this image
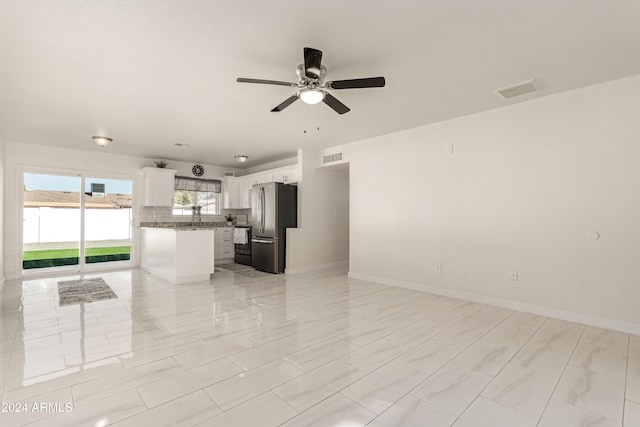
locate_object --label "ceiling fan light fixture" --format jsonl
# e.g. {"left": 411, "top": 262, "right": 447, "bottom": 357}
{"left": 298, "top": 88, "right": 325, "bottom": 105}
{"left": 235, "top": 155, "right": 249, "bottom": 163}
{"left": 92, "top": 136, "right": 112, "bottom": 147}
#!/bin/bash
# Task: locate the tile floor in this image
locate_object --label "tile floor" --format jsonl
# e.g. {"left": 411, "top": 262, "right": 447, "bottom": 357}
{"left": 0, "top": 267, "right": 638, "bottom": 426}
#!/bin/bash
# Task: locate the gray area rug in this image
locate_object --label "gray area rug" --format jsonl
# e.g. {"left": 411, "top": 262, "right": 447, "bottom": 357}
{"left": 236, "top": 269, "right": 274, "bottom": 278}
{"left": 216, "top": 263, "right": 253, "bottom": 272}
{"left": 58, "top": 278, "right": 117, "bottom": 306}
{"left": 217, "top": 263, "right": 274, "bottom": 278}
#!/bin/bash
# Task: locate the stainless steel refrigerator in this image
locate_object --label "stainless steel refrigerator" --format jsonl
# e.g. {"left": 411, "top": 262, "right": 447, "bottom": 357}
{"left": 251, "top": 182, "right": 297, "bottom": 273}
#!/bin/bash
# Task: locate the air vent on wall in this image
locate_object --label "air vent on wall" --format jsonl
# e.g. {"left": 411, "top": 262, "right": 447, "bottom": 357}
{"left": 496, "top": 79, "right": 537, "bottom": 99}
{"left": 323, "top": 153, "right": 343, "bottom": 164}
{"left": 223, "top": 171, "right": 235, "bottom": 177}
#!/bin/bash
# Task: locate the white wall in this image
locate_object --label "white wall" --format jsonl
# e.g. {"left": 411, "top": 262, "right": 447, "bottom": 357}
{"left": 343, "top": 74, "right": 640, "bottom": 333}
{"left": 0, "top": 136, "right": 5, "bottom": 289}
{"left": 286, "top": 149, "right": 349, "bottom": 274}
{"left": 4, "top": 141, "right": 240, "bottom": 280}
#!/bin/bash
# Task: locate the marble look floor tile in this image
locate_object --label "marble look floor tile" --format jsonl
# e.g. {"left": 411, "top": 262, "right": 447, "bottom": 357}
{"left": 481, "top": 365, "right": 558, "bottom": 419}
{"left": 395, "top": 339, "right": 467, "bottom": 376}
{"left": 367, "top": 394, "right": 456, "bottom": 427}
{"left": 337, "top": 322, "right": 397, "bottom": 346}
{"left": 339, "top": 336, "right": 420, "bottom": 373}
{"left": 283, "top": 337, "right": 359, "bottom": 372}
{"left": 228, "top": 336, "right": 308, "bottom": 370}
{"left": 529, "top": 319, "right": 584, "bottom": 350}
{"left": 172, "top": 336, "right": 254, "bottom": 369}
{"left": 457, "top": 306, "right": 514, "bottom": 331}
{"left": 111, "top": 391, "right": 220, "bottom": 427}
{"left": 26, "top": 388, "right": 146, "bottom": 427}
{"left": 279, "top": 393, "right": 375, "bottom": 427}
{"left": 626, "top": 364, "right": 640, "bottom": 403}
{"left": 569, "top": 342, "right": 627, "bottom": 380}
{"left": 273, "top": 360, "right": 364, "bottom": 412}
{"left": 481, "top": 311, "right": 546, "bottom": 347}
{"left": 453, "top": 339, "right": 520, "bottom": 376}
{"left": 452, "top": 397, "right": 537, "bottom": 427}
{"left": 204, "top": 359, "right": 302, "bottom": 410}
{"left": 426, "top": 301, "right": 485, "bottom": 329}
{"left": 2, "top": 357, "right": 123, "bottom": 402}
{"left": 508, "top": 341, "right": 574, "bottom": 378}
{"left": 382, "top": 320, "right": 441, "bottom": 345}
{"left": 433, "top": 322, "right": 489, "bottom": 346}
{"left": 71, "top": 357, "right": 184, "bottom": 407}
{"left": 553, "top": 365, "right": 625, "bottom": 421}
{"left": 539, "top": 399, "right": 621, "bottom": 427}
{"left": 136, "top": 357, "right": 242, "bottom": 408}
{"left": 411, "top": 362, "right": 492, "bottom": 416}
{"left": 581, "top": 327, "right": 629, "bottom": 354}
{"left": 341, "top": 361, "right": 427, "bottom": 415}
{"left": 624, "top": 400, "right": 640, "bottom": 427}
{"left": 194, "top": 392, "right": 297, "bottom": 427}
{"left": 629, "top": 335, "right": 640, "bottom": 367}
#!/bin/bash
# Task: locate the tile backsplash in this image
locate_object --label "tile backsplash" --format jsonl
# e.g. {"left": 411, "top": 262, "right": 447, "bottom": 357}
{"left": 139, "top": 206, "right": 248, "bottom": 224}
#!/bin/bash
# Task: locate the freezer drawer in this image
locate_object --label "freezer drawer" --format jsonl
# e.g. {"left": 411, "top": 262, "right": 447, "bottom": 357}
{"left": 251, "top": 238, "right": 282, "bottom": 273}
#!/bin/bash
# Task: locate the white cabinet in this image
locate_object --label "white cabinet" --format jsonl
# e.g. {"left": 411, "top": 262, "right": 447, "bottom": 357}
{"left": 223, "top": 164, "right": 299, "bottom": 209}
{"left": 273, "top": 165, "right": 299, "bottom": 184}
{"left": 236, "top": 176, "right": 252, "bottom": 209}
{"left": 141, "top": 167, "right": 177, "bottom": 207}
{"left": 222, "top": 177, "right": 240, "bottom": 209}
{"left": 223, "top": 177, "right": 252, "bottom": 209}
{"left": 140, "top": 227, "right": 214, "bottom": 284}
{"left": 214, "top": 227, "right": 234, "bottom": 262}
{"left": 248, "top": 172, "right": 276, "bottom": 186}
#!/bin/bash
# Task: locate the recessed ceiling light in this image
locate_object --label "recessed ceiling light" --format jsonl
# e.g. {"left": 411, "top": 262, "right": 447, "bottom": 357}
{"left": 92, "top": 136, "right": 112, "bottom": 147}
{"left": 235, "top": 155, "right": 249, "bottom": 163}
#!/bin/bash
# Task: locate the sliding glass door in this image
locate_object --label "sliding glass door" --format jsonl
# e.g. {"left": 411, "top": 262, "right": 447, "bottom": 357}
{"left": 23, "top": 172, "right": 134, "bottom": 272}
{"left": 83, "top": 177, "right": 133, "bottom": 267}
{"left": 23, "top": 173, "right": 82, "bottom": 270}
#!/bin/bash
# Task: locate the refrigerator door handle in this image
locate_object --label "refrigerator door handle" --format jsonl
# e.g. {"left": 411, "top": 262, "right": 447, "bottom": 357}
{"left": 260, "top": 186, "right": 266, "bottom": 234}
{"left": 252, "top": 238, "right": 274, "bottom": 244}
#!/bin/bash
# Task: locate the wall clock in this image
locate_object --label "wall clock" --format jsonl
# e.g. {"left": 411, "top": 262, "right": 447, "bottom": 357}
{"left": 192, "top": 164, "right": 204, "bottom": 177}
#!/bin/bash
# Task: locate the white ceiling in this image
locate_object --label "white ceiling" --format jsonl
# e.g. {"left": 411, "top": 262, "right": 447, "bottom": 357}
{"left": 1, "top": 1, "right": 639, "bottom": 168}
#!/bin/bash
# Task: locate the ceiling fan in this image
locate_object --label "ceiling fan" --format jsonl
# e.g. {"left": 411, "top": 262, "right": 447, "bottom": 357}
{"left": 236, "top": 47, "right": 385, "bottom": 115}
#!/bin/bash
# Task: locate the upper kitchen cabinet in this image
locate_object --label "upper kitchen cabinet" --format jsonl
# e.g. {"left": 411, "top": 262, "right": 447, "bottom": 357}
{"left": 222, "top": 176, "right": 241, "bottom": 209}
{"left": 140, "top": 167, "right": 177, "bottom": 206}
{"left": 272, "top": 165, "right": 299, "bottom": 184}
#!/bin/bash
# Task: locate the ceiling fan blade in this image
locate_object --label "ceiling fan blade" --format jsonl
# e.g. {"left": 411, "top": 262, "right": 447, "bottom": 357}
{"left": 237, "top": 78, "right": 298, "bottom": 87}
{"left": 322, "top": 93, "right": 350, "bottom": 115}
{"left": 303, "top": 47, "right": 323, "bottom": 79}
{"left": 326, "top": 77, "right": 386, "bottom": 89}
{"left": 271, "top": 95, "right": 299, "bottom": 112}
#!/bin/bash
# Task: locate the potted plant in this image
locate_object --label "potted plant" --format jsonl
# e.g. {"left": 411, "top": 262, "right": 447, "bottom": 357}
{"left": 224, "top": 213, "right": 234, "bottom": 226}
{"left": 154, "top": 160, "right": 168, "bottom": 168}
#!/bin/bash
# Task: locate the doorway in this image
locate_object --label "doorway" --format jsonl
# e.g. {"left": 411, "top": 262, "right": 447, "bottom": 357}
{"left": 22, "top": 172, "right": 133, "bottom": 272}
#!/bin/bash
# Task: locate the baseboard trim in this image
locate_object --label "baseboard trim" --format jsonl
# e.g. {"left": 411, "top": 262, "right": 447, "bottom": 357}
{"left": 286, "top": 261, "right": 349, "bottom": 275}
{"left": 348, "top": 271, "right": 640, "bottom": 336}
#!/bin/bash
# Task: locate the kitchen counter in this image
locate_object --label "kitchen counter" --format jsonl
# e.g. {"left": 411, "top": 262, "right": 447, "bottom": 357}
{"left": 140, "top": 227, "right": 214, "bottom": 284}
{"left": 140, "top": 221, "right": 234, "bottom": 230}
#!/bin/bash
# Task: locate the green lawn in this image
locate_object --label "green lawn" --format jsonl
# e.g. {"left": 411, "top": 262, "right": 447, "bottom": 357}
{"left": 23, "top": 246, "right": 131, "bottom": 261}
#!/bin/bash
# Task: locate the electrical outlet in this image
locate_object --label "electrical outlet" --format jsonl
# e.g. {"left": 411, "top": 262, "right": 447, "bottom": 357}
{"left": 509, "top": 269, "right": 519, "bottom": 281}
{"left": 435, "top": 263, "right": 442, "bottom": 273}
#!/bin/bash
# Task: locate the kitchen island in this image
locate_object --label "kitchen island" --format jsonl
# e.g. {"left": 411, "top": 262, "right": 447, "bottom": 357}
{"left": 140, "top": 226, "right": 214, "bottom": 284}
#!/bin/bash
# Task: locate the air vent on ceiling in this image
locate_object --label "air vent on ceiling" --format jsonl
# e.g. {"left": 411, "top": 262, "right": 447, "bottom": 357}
{"left": 91, "top": 183, "right": 105, "bottom": 197}
{"left": 223, "top": 171, "right": 235, "bottom": 177}
{"left": 323, "top": 153, "right": 343, "bottom": 164}
{"left": 496, "top": 79, "right": 537, "bottom": 99}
